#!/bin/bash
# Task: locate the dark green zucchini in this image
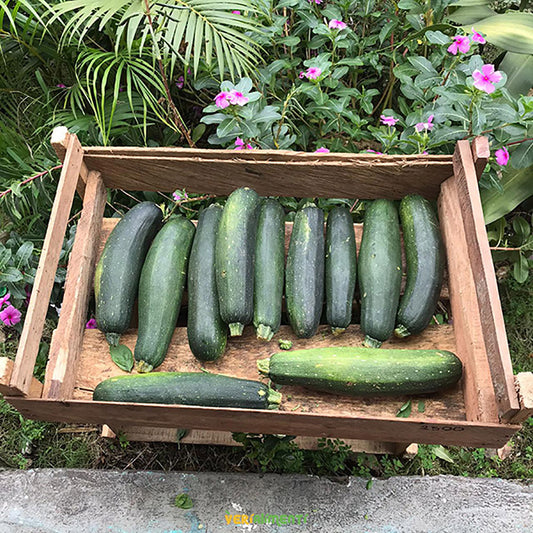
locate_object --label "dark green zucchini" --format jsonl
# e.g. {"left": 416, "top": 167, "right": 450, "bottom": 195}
{"left": 215, "top": 187, "right": 260, "bottom": 336}
{"left": 258, "top": 347, "right": 462, "bottom": 396}
{"left": 93, "top": 372, "right": 282, "bottom": 409}
{"left": 187, "top": 205, "right": 227, "bottom": 362}
{"left": 358, "top": 200, "right": 402, "bottom": 348}
{"left": 94, "top": 202, "right": 163, "bottom": 346}
{"left": 325, "top": 206, "right": 357, "bottom": 335}
{"left": 285, "top": 204, "right": 325, "bottom": 338}
{"left": 395, "top": 195, "right": 444, "bottom": 338}
{"left": 253, "top": 198, "right": 285, "bottom": 341}
{"left": 134, "top": 216, "right": 195, "bottom": 372}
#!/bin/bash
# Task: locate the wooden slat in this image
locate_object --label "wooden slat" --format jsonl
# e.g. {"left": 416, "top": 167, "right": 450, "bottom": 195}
{"left": 509, "top": 373, "right": 533, "bottom": 424}
{"left": 51, "top": 127, "right": 89, "bottom": 198}
{"left": 0, "top": 357, "right": 42, "bottom": 397}
{"left": 452, "top": 141, "right": 520, "bottom": 420}
{"left": 43, "top": 171, "right": 107, "bottom": 400}
{"left": 471, "top": 136, "right": 490, "bottom": 178}
{"left": 438, "top": 180, "right": 498, "bottom": 423}
{"left": 6, "top": 397, "right": 520, "bottom": 448}
{"left": 9, "top": 135, "right": 84, "bottom": 396}
{"left": 81, "top": 150, "right": 454, "bottom": 199}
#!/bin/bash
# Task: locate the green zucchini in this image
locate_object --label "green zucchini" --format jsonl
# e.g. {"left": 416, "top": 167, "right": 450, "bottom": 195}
{"left": 253, "top": 198, "right": 285, "bottom": 341}
{"left": 325, "top": 206, "right": 357, "bottom": 335}
{"left": 395, "top": 195, "right": 444, "bottom": 338}
{"left": 187, "top": 205, "right": 227, "bottom": 362}
{"left": 258, "top": 347, "right": 462, "bottom": 396}
{"left": 285, "top": 204, "right": 325, "bottom": 338}
{"left": 215, "top": 187, "right": 260, "bottom": 336}
{"left": 94, "top": 202, "right": 163, "bottom": 346}
{"left": 93, "top": 372, "right": 282, "bottom": 409}
{"left": 358, "top": 200, "right": 402, "bottom": 348}
{"left": 134, "top": 216, "right": 195, "bottom": 372}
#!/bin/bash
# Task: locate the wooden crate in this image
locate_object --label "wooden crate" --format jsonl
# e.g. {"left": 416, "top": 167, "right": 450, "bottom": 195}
{"left": 1, "top": 127, "right": 532, "bottom": 454}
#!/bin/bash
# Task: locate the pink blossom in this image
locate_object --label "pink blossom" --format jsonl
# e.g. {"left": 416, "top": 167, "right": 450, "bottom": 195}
{"left": 56, "top": 83, "right": 67, "bottom": 89}
{"left": 299, "top": 71, "right": 305, "bottom": 79}
{"left": 315, "top": 147, "right": 330, "bottom": 153}
{"left": 471, "top": 28, "right": 486, "bottom": 44}
{"left": 228, "top": 90, "right": 249, "bottom": 106}
{"left": 234, "top": 138, "right": 253, "bottom": 150}
{"left": 215, "top": 91, "right": 231, "bottom": 109}
{"left": 304, "top": 67, "right": 322, "bottom": 80}
{"left": 309, "top": 0, "right": 322, "bottom": 3}
{"left": 495, "top": 147, "right": 509, "bottom": 166}
{"left": 380, "top": 115, "right": 399, "bottom": 127}
{"left": 86, "top": 318, "right": 97, "bottom": 329}
{"left": 447, "top": 35, "right": 470, "bottom": 55}
{"left": 176, "top": 76, "right": 184, "bottom": 89}
{"left": 329, "top": 19, "right": 347, "bottom": 30}
{"left": 366, "top": 149, "right": 383, "bottom": 155}
{"left": 415, "top": 114, "right": 434, "bottom": 133}
{"left": 472, "top": 64, "right": 502, "bottom": 94}
{"left": 0, "top": 305, "right": 21, "bottom": 326}
{"left": 232, "top": 10, "right": 241, "bottom": 14}
{"left": 0, "top": 292, "right": 10, "bottom": 308}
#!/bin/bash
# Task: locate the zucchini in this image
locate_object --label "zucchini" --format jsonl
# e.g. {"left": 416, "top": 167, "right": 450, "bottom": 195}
{"left": 358, "top": 200, "right": 402, "bottom": 348}
{"left": 94, "top": 202, "right": 163, "bottom": 346}
{"left": 215, "top": 187, "right": 260, "bottom": 336}
{"left": 253, "top": 198, "right": 285, "bottom": 341}
{"left": 395, "top": 195, "right": 444, "bottom": 338}
{"left": 285, "top": 204, "right": 325, "bottom": 338}
{"left": 187, "top": 205, "right": 228, "bottom": 362}
{"left": 325, "top": 206, "right": 357, "bottom": 335}
{"left": 134, "top": 216, "right": 195, "bottom": 372}
{"left": 258, "top": 347, "right": 462, "bottom": 396}
{"left": 93, "top": 372, "right": 282, "bottom": 409}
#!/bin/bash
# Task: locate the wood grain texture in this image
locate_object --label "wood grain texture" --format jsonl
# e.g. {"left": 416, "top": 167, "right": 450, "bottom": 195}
{"left": 453, "top": 141, "right": 520, "bottom": 421}
{"left": 81, "top": 148, "right": 453, "bottom": 199}
{"left": 438, "top": 179, "right": 498, "bottom": 423}
{"left": 10, "top": 135, "right": 83, "bottom": 396}
{"left": 0, "top": 357, "right": 42, "bottom": 397}
{"left": 471, "top": 136, "right": 490, "bottom": 179}
{"left": 6, "top": 396, "right": 519, "bottom": 448}
{"left": 43, "top": 171, "right": 107, "bottom": 400}
{"left": 510, "top": 373, "right": 533, "bottom": 424}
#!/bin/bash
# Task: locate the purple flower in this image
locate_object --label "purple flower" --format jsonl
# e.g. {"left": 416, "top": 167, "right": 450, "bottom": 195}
{"left": 447, "top": 35, "right": 470, "bottom": 55}
{"left": 495, "top": 147, "right": 509, "bottom": 166}
{"left": 232, "top": 10, "right": 241, "bottom": 14}
{"left": 56, "top": 83, "right": 67, "bottom": 89}
{"left": 315, "top": 147, "right": 330, "bottom": 153}
{"left": 366, "top": 149, "right": 383, "bottom": 155}
{"left": 472, "top": 64, "right": 502, "bottom": 94}
{"left": 329, "top": 19, "right": 347, "bottom": 30}
{"left": 380, "top": 115, "right": 399, "bottom": 127}
{"left": 215, "top": 91, "right": 231, "bottom": 109}
{"left": 415, "top": 114, "right": 434, "bottom": 133}
{"left": 228, "top": 90, "right": 249, "bottom": 106}
{"left": 0, "top": 292, "right": 10, "bottom": 308}
{"left": 0, "top": 305, "right": 21, "bottom": 326}
{"left": 86, "top": 318, "right": 97, "bottom": 329}
{"left": 176, "top": 76, "right": 184, "bottom": 89}
{"left": 471, "top": 28, "right": 486, "bottom": 44}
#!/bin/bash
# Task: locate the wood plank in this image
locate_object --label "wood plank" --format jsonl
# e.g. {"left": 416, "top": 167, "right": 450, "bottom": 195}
{"left": 73, "top": 325, "right": 463, "bottom": 422}
{"left": 452, "top": 141, "right": 520, "bottom": 421}
{"left": 9, "top": 135, "right": 83, "bottom": 396}
{"left": 102, "top": 425, "right": 410, "bottom": 454}
{"left": 471, "top": 136, "right": 490, "bottom": 179}
{"left": 43, "top": 171, "right": 107, "bottom": 400}
{"left": 51, "top": 127, "right": 89, "bottom": 198}
{"left": 6, "top": 396, "right": 520, "bottom": 448}
{"left": 509, "top": 373, "right": 533, "bottom": 424}
{"left": 0, "top": 357, "right": 42, "bottom": 397}
{"left": 81, "top": 150, "right": 454, "bottom": 199}
{"left": 438, "top": 179, "right": 498, "bottom": 423}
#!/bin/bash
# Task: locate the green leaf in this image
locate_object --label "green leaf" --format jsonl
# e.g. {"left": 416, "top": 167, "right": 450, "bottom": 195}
{"left": 512, "top": 216, "right": 531, "bottom": 241}
{"left": 408, "top": 56, "right": 438, "bottom": 75}
{"left": 511, "top": 140, "right": 533, "bottom": 170}
{"left": 417, "top": 401, "right": 426, "bottom": 413}
{"left": 396, "top": 400, "right": 412, "bottom": 418}
{"left": 0, "top": 267, "right": 23, "bottom": 283}
{"left": 366, "top": 479, "right": 374, "bottom": 490}
{"left": 174, "top": 493, "right": 193, "bottom": 509}
{"left": 433, "top": 445, "right": 455, "bottom": 463}
{"left": 110, "top": 344, "right": 134, "bottom": 372}
{"left": 15, "top": 242, "right": 33, "bottom": 268}
{"left": 513, "top": 253, "right": 529, "bottom": 284}
{"left": 425, "top": 30, "right": 450, "bottom": 45}
{"left": 0, "top": 287, "right": 7, "bottom": 298}
{"left": 192, "top": 123, "right": 206, "bottom": 143}
{"left": 499, "top": 52, "right": 533, "bottom": 97}
{"left": 449, "top": 5, "right": 495, "bottom": 25}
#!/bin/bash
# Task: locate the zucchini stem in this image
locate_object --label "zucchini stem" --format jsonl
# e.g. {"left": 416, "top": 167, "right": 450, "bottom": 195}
{"left": 136, "top": 360, "right": 154, "bottom": 373}
{"left": 229, "top": 322, "right": 244, "bottom": 336}
{"left": 105, "top": 332, "right": 121, "bottom": 347}
{"left": 331, "top": 326, "right": 346, "bottom": 336}
{"left": 267, "top": 387, "right": 282, "bottom": 409}
{"left": 394, "top": 324, "right": 411, "bottom": 338}
{"left": 256, "top": 324, "right": 274, "bottom": 342}
{"left": 257, "top": 358, "right": 271, "bottom": 375}
{"left": 364, "top": 335, "right": 383, "bottom": 349}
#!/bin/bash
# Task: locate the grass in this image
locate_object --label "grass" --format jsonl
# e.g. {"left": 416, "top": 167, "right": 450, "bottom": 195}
{"left": 0, "top": 276, "right": 532, "bottom": 478}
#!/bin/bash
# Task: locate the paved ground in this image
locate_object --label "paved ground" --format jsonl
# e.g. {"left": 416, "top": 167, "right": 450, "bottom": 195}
{"left": 0, "top": 469, "right": 531, "bottom": 532}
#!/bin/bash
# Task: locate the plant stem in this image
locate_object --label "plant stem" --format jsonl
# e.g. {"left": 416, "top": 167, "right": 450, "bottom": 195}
{"left": 0, "top": 165, "right": 63, "bottom": 200}
{"left": 142, "top": 0, "right": 195, "bottom": 148}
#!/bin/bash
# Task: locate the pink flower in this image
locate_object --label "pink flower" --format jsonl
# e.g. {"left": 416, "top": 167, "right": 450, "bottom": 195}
{"left": 234, "top": 138, "right": 253, "bottom": 150}
{"left": 215, "top": 91, "right": 231, "bottom": 109}
{"left": 228, "top": 90, "right": 249, "bottom": 106}
{"left": 366, "top": 149, "right": 383, "bottom": 155}
{"left": 380, "top": 115, "right": 399, "bottom": 127}
{"left": 0, "top": 305, "right": 21, "bottom": 326}
{"left": 305, "top": 67, "right": 322, "bottom": 80}
{"left": 86, "top": 318, "right": 97, "bottom": 329}
{"left": 299, "top": 71, "right": 305, "bottom": 79}
{"left": 472, "top": 64, "right": 502, "bottom": 94}
{"left": 471, "top": 28, "right": 486, "bottom": 44}
{"left": 329, "top": 19, "right": 347, "bottom": 30}
{"left": 495, "top": 147, "right": 509, "bottom": 166}
{"left": 315, "top": 147, "right": 330, "bottom": 153}
{"left": 232, "top": 10, "right": 241, "bottom": 14}
{"left": 309, "top": 0, "right": 322, "bottom": 3}
{"left": 0, "top": 292, "right": 10, "bottom": 308}
{"left": 173, "top": 190, "right": 188, "bottom": 202}
{"left": 56, "top": 83, "right": 67, "bottom": 89}
{"left": 415, "top": 114, "right": 434, "bottom": 133}
{"left": 176, "top": 76, "right": 184, "bottom": 89}
{"left": 447, "top": 35, "right": 470, "bottom": 55}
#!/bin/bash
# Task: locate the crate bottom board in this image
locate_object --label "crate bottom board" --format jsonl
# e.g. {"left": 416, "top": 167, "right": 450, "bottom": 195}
{"left": 71, "top": 324, "right": 465, "bottom": 422}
